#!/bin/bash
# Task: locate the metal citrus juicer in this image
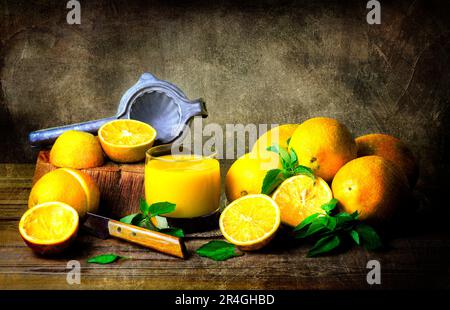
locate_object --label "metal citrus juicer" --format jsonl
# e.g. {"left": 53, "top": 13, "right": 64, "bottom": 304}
{"left": 28, "top": 72, "right": 207, "bottom": 147}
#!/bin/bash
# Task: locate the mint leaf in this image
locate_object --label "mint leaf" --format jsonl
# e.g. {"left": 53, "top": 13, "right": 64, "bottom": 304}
{"left": 148, "top": 202, "right": 176, "bottom": 217}
{"left": 356, "top": 223, "right": 383, "bottom": 250}
{"left": 119, "top": 213, "right": 140, "bottom": 224}
{"left": 293, "top": 213, "right": 320, "bottom": 232}
{"left": 295, "top": 216, "right": 329, "bottom": 239}
{"left": 350, "top": 230, "right": 360, "bottom": 245}
{"left": 261, "top": 169, "right": 284, "bottom": 195}
{"left": 196, "top": 240, "right": 243, "bottom": 261}
{"left": 139, "top": 217, "right": 157, "bottom": 230}
{"left": 307, "top": 235, "right": 341, "bottom": 257}
{"left": 159, "top": 227, "right": 185, "bottom": 238}
{"left": 286, "top": 137, "right": 291, "bottom": 145}
{"left": 267, "top": 144, "right": 292, "bottom": 169}
{"left": 289, "top": 148, "right": 298, "bottom": 166}
{"left": 321, "top": 198, "right": 338, "bottom": 214}
{"left": 87, "top": 254, "right": 125, "bottom": 264}
{"left": 139, "top": 198, "right": 150, "bottom": 216}
{"left": 325, "top": 216, "right": 337, "bottom": 231}
{"left": 294, "top": 165, "right": 315, "bottom": 179}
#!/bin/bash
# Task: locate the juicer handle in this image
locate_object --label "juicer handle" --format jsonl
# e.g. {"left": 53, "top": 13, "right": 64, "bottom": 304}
{"left": 28, "top": 116, "right": 117, "bottom": 148}
{"left": 181, "top": 98, "right": 208, "bottom": 121}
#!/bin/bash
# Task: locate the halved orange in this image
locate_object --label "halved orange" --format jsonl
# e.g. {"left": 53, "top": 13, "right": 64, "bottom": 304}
{"left": 272, "top": 175, "right": 333, "bottom": 227}
{"left": 19, "top": 202, "right": 79, "bottom": 255}
{"left": 29, "top": 168, "right": 100, "bottom": 219}
{"left": 219, "top": 194, "right": 281, "bottom": 251}
{"left": 98, "top": 119, "right": 157, "bottom": 163}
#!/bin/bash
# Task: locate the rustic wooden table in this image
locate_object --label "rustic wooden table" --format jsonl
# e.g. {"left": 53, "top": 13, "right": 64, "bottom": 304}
{"left": 0, "top": 164, "right": 448, "bottom": 290}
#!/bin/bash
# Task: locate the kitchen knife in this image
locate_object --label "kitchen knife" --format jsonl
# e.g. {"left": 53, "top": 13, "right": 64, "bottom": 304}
{"left": 83, "top": 212, "right": 187, "bottom": 259}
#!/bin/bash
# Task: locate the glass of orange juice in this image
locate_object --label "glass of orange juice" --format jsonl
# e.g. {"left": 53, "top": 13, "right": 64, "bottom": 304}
{"left": 145, "top": 145, "right": 221, "bottom": 229}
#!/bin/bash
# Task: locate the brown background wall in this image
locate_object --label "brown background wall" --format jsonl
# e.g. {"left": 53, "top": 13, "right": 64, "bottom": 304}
{"left": 1, "top": 0, "right": 449, "bottom": 197}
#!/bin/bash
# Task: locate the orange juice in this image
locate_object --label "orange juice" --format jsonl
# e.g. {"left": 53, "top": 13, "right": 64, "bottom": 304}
{"left": 145, "top": 154, "right": 221, "bottom": 218}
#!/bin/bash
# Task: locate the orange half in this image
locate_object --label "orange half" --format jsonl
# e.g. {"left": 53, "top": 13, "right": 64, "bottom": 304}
{"left": 219, "top": 194, "right": 280, "bottom": 250}
{"left": 272, "top": 175, "right": 333, "bottom": 227}
{"left": 98, "top": 119, "right": 157, "bottom": 163}
{"left": 19, "top": 202, "right": 79, "bottom": 255}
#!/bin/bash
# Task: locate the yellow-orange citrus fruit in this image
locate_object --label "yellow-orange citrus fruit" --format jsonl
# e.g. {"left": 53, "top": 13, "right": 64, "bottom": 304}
{"left": 289, "top": 117, "right": 357, "bottom": 182}
{"left": 219, "top": 194, "right": 280, "bottom": 251}
{"left": 50, "top": 130, "right": 104, "bottom": 169}
{"left": 19, "top": 202, "right": 79, "bottom": 255}
{"left": 252, "top": 124, "right": 298, "bottom": 154}
{"left": 225, "top": 152, "right": 280, "bottom": 202}
{"left": 28, "top": 168, "right": 100, "bottom": 219}
{"left": 272, "top": 175, "right": 333, "bottom": 227}
{"left": 98, "top": 119, "right": 156, "bottom": 163}
{"left": 356, "top": 133, "right": 418, "bottom": 187}
{"left": 331, "top": 155, "right": 409, "bottom": 223}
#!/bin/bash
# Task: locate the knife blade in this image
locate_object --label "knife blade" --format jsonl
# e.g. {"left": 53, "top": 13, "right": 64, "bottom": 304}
{"left": 83, "top": 212, "right": 187, "bottom": 259}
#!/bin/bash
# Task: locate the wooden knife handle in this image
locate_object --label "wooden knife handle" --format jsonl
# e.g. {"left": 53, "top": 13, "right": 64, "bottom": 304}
{"left": 108, "top": 220, "right": 187, "bottom": 259}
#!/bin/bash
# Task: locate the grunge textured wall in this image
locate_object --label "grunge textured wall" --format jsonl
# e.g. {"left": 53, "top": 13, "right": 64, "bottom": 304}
{"left": 1, "top": 0, "right": 450, "bottom": 199}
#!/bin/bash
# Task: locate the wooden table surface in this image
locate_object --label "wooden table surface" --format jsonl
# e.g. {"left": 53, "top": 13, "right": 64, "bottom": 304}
{"left": 0, "top": 164, "right": 448, "bottom": 290}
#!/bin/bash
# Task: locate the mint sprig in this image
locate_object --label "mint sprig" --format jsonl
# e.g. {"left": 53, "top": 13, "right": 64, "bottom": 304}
{"left": 294, "top": 199, "right": 383, "bottom": 257}
{"left": 261, "top": 144, "right": 314, "bottom": 195}
{"left": 120, "top": 199, "right": 184, "bottom": 237}
{"left": 196, "top": 240, "right": 243, "bottom": 261}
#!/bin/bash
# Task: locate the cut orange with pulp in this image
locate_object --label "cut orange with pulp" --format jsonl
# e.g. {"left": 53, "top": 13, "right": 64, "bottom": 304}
{"left": 272, "top": 175, "right": 333, "bottom": 227}
{"left": 219, "top": 194, "right": 280, "bottom": 251}
{"left": 98, "top": 119, "right": 157, "bottom": 163}
{"left": 19, "top": 202, "right": 79, "bottom": 255}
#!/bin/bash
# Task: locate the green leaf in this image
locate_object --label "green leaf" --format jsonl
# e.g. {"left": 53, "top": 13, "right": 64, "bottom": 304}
{"left": 321, "top": 198, "right": 338, "bottom": 214}
{"left": 307, "top": 235, "right": 341, "bottom": 257}
{"left": 87, "top": 254, "right": 125, "bottom": 264}
{"left": 196, "top": 240, "right": 243, "bottom": 261}
{"left": 131, "top": 213, "right": 147, "bottom": 226}
{"left": 355, "top": 223, "right": 383, "bottom": 250}
{"left": 335, "top": 212, "right": 359, "bottom": 228}
{"left": 295, "top": 216, "right": 329, "bottom": 239}
{"left": 119, "top": 213, "right": 140, "bottom": 224}
{"left": 350, "top": 230, "right": 360, "bottom": 245}
{"left": 293, "top": 213, "right": 320, "bottom": 232}
{"left": 325, "top": 216, "right": 337, "bottom": 231}
{"left": 286, "top": 137, "right": 291, "bottom": 146}
{"left": 261, "top": 169, "right": 284, "bottom": 195}
{"left": 289, "top": 148, "right": 298, "bottom": 166}
{"left": 148, "top": 202, "right": 176, "bottom": 217}
{"left": 139, "top": 198, "right": 150, "bottom": 216}
{"left": 159, "top": 227, "right": 185, "bottom": 238}
{"left": 293, "top": 165, "right": 315, "bottom": 179}
{"left": 267, "top": 144, "right": 292, "bottom": 169}
{"left": 140, "top": 217, "right": 158, "bottom": 230}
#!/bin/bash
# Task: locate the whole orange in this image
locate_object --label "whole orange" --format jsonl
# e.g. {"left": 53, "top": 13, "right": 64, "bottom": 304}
{"left": 331, "top": 155, "right": 409, "bottom": 223}
{"left": 50, "top": 130, "right": 104, "bottom": 169}
{"left": 225, "top": 152, "right": 280, "bottom": 202}
{"left": 289, "top": 117, "right": 357, "bottom": 182}
{"left": 355, "top": 133, "right": 418, "bottom": 187}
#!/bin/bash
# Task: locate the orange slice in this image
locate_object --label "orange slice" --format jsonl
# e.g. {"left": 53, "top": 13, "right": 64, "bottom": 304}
{"left": 19, "top": 202, "right": 79, "bottom": 255}
{"left": 98, "top": 119, "right": 157, "bottom": 163}
{"left": 272, "top": 175, "right": 333, "bottom": 227}
{"left": 219, "top": 194, "right": 280, "bottom": 250}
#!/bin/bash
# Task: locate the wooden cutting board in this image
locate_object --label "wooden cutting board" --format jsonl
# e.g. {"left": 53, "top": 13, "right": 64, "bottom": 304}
{"left": 32, "top": 151, "right": 144, "bottom": 219}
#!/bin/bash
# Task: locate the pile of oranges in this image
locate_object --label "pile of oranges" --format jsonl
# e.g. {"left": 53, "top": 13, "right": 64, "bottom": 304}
{"left": 221, "top": 117, "right": 417, "bottom": 250}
